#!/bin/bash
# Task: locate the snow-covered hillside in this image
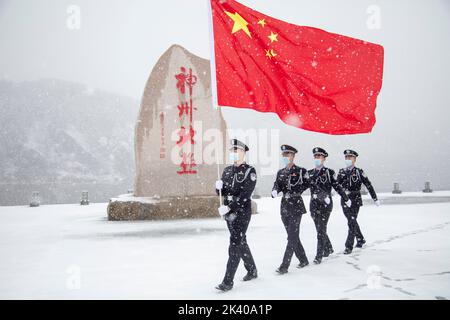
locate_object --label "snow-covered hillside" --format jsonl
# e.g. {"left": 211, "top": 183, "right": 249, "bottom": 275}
{"left": 0, "top": 193, "right": 449, "bottom": 299}
{"left": 0, "top": 79, "right": 138, "bottom": 205}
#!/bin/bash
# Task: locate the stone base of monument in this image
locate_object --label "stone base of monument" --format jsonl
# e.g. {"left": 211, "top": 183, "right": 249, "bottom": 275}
{"left": 107, "top": 194, "right": 258, "bottom": 221}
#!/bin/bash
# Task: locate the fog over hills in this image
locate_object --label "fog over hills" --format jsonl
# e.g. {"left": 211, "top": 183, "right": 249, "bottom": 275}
{"left": 0, "top": 79, "right": 138, "bottom": 205}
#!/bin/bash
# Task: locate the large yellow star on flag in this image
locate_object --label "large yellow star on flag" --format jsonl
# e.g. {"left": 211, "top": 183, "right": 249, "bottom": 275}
{"left": 225, "top": 11, "right": 252, "bottom": 38}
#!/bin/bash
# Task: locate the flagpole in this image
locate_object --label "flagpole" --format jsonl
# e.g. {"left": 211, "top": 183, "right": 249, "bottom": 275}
{"left": 207, "top": 0, "right": 223, "bottom": 207}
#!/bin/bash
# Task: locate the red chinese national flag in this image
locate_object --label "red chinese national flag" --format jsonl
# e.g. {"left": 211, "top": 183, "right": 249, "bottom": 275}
{"left": 210, "top": 0, "right": 384, "bottom": 135}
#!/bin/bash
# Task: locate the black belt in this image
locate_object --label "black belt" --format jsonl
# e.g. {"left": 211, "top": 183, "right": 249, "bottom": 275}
{"left": 345, "top": 190, "right": 361, "bottom": 196}
{"left": 225, "top": 195, "right": 251, "bottom": 203}
{"left": 283, "top": 192, "right": 303, "bottom": 199}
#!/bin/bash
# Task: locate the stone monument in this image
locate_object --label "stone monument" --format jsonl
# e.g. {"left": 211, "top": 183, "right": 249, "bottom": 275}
{"left": 107, "top": 45, "right": 257, "bottom": 220}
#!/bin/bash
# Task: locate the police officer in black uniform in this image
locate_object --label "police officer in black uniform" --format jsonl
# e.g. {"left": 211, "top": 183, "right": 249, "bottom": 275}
{"left": 337, "top": 149, "right": 380, "bottom": 254}
{"left": 272, "top": 145, "right": 310, "bottom": 274}
{"left": 215, "top": 139, "right": 258, "bottom": 292}
{"left": 309, "top": 147, "right": 351, "bottom": 264}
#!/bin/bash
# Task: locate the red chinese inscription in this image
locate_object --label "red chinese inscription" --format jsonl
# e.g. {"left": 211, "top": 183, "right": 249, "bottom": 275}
{"left": 175, "top": 67, "right": 198, "bottom": 175}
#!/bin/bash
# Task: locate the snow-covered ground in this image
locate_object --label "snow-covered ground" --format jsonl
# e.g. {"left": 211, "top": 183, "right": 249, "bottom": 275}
{"left": 0, "top": 192, "right": 449, "bottom": 300}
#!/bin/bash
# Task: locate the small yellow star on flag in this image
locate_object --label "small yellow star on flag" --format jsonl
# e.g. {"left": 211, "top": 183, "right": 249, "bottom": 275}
{"left": 268, "top": 31, "right": 278, "bottom": 43}
{"left": 266, "top": 49, "right": 277, "bottom": 59}
{"left": 257, "top": 19, "right": 266, "bottom": 27}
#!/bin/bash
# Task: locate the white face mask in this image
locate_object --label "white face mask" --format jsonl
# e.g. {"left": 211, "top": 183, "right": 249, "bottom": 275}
{"left": 313, "top": 159, "right": 322, "bottom": 167}
{"left": 281, "top": 156, "right": 290, "bottom": 166}
{"left": 345, "top": 159, "right": 354, "bottom": 168}
{"left": 229, "top": 152, "right": 239, "bottom": 163}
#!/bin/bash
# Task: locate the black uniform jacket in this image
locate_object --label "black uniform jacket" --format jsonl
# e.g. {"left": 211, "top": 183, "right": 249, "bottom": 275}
{"left": 217, "top": 163, "right": 257, "bottom": 213}
{"left": 337, "top": 166, "right": 377, "bottom": 207}
{"left": 272, "top": 165, "right": 310, "bottom": 215}
{"left": 308, "top": 166, "right": 349, "bottom": 205}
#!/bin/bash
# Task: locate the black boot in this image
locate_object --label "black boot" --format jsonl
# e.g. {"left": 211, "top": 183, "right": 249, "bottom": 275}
{"left": 355, "top": 239, "right": 366, "bottom": 248}
{"left": 344, "top": 247, "right": 353, "bottom": 255}
{"left": 215, "top": 282, "right": 233, "bottom": 292}
{"left": 323, "top": 248, "right": 334, "bottom": 257}
{"left": 313, "top": 257, "right": 322, "bottom": 264}
{"left": 276, "top": 267, "right": 288, "bottom": 275}
{"left": 297, "top": 260, "right": 309, "bottom": 268}
{"left": 242, "top": 270, "right": 258, "bottom": 282}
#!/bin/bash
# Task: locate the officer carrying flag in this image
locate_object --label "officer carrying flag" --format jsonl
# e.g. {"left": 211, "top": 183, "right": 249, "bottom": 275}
{"left": 215, "top": 139, "right": 258, "bottom": 292}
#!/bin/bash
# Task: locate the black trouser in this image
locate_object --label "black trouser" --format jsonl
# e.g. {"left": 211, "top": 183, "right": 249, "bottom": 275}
{"left": 223, "top": 209, "right": 256, "bottom": 285}
{"left": 280, "top": 213, "right": 308, "bottom": 269}
{"left": 310, "top": 201, "right": 333, "bottom": 259}
{"left": 343, "top": 205, "right": 364, "bottom": 249}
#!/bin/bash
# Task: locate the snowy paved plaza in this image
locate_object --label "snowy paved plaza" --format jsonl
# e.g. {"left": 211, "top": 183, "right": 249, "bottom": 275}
{"left": 0, "top": 192, "right": 449, "bottom": 299}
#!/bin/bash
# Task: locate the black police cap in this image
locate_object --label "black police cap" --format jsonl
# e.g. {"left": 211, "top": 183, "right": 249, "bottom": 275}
{"left": 312, "top": 147, "right": 328, "bottom": 157}
{"left": 281, "top": 144, "right": 298, "bottom": 154}
{"left": 344, "top": 149, "right": 359, "bottom": 157}
{"left": 230, "top": 139, "right": 249, "bottom": 152}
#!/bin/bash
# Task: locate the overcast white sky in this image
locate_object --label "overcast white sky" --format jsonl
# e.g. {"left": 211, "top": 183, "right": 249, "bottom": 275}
{"left": 1, "top": 0, "right": 450, "bottom": 190}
